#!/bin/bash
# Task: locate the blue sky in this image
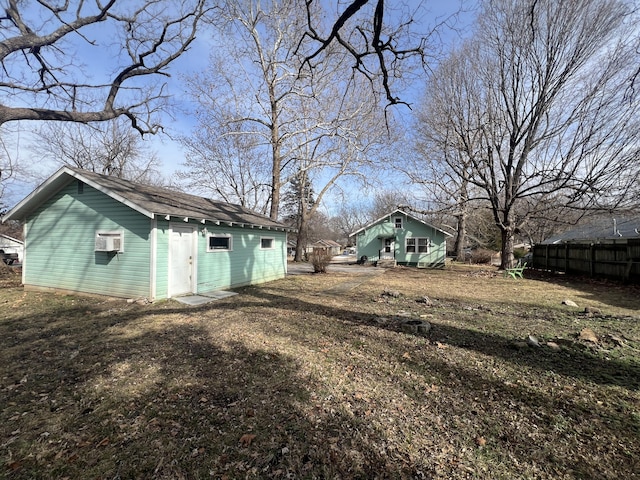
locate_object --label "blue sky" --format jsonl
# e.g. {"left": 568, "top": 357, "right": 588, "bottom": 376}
{"left": 2, "top": 0, "right": 477, "bottom": 210}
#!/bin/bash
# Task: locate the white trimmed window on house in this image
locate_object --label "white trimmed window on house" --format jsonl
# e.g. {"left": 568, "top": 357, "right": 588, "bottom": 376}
{"left": 406, "top": 237, "right": 430, "bottom": 253}
{"left": 207, "top": 234, "right": 232, "bottom": 252}
{"left": 260, "top": 237, "right": 274, "bottom": 249}
{"left": 394, "top": 217, "right": 403, "bottom": 229}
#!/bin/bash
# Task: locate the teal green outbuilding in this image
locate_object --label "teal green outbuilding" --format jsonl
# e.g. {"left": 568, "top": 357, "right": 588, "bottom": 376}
{"left": 2, "top": 167, "right": 293, "bottom": 300}
{"left": 350, "top": 209, "right": 451, "bottom": 268}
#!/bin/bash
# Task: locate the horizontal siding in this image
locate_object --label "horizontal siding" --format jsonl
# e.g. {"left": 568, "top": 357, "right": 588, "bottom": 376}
{"left": 195, "top": 225, "right": 287, "bottom": 293}
{"left": 25, "top": 180, "right": 151, "bottom": 298}
{"left": 154, "top": 219, "right": 170, "bottom": 299}
{"left": 356, "top": 213, "right": 446, "bottom": 267}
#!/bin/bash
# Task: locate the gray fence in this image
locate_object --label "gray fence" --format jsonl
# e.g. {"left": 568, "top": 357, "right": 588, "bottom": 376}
{"left": 531, "top": 239, "right": 640, "bottom": 283}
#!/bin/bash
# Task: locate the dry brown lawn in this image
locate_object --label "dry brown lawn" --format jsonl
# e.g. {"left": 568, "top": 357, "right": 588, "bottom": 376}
{"left": 1, "top": 264, "right": 639, "bottom": 479}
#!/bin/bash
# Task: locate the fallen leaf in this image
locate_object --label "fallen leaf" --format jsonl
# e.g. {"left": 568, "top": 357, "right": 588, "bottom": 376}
{"left": 579, "top": 328, "right": 598, "bottom": 343}
{"left": 425, "top": 384, "right": 440, "bottom": 394}
{"left": 475, "top": 436, "right": 487, "bottom": 446}
{"left": 96, "top": 437, "right": 109, "bottom": 447}
{"left": 239, "top": 433, "right": 256, "bottom": 447}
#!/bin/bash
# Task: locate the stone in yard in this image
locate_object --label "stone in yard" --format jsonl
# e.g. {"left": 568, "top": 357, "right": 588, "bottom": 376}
{"left": 584, "top": 306, "right": 602, "bottom": 316}
{"left": 401, "top": 321, "right": 419, "bottom": 334}
{"left": 579, "top": 328, "right": 598, "bottom": 343}
{"left": 417, "top": 321, "right": 431, "bottom": 334}
{"left": 562, "top": 299, "right": 579, "bottom": 307}
{"left": 382, "top": 289, "right": 401, "bottom": 298}
{"left": 546, "top": 341, "right": 561, "bottom": 352}
{"left": 527, "top": 335, "right": 541, "bottom": 348}
{"left": 401, "top": 319, "right": 431, "bottom": 335}
{"left": 416, "top": 296, "right": 433, "bottom": 306}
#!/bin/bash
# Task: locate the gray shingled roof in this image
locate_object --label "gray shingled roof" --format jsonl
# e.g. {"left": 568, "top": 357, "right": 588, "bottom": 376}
{"left": 540, "top": 216, "right": 640, "bottom": 244}
{"left": 4, "top": 167, "right": 292, "bottom": 231}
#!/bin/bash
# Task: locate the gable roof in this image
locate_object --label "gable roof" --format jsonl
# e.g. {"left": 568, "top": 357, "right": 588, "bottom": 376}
{"left": 312, "top": 239, "right": 341, "bottom": 248}
{"left": 0, "top": 234, "right": 23, "bottom": 245}
{"left": 2, "top": 167, "right": 292, "bottom": 231}
{"left": 540, "top": 216, "right": 640, "bottom": 244}
{"left": 349, "top": 209, "right": 452, "bottom": 237}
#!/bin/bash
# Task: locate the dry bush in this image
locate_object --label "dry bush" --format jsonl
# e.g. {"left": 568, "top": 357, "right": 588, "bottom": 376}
{"left": 470, "top": 248, "right": 494, "bottom": 264}
{"left": 0, "top": 261, "right": 13, "bottom": 277}
{"left": 310, "top": 248, "right": 332, "bottom": 273}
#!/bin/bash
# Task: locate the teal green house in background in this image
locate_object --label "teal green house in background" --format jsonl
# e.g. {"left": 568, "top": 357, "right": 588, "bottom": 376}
{"left": 350, "top": 209, "right": 451, "bottom": 268}
{"left": 2, "top": 167, "right": 293, "bottom": 301}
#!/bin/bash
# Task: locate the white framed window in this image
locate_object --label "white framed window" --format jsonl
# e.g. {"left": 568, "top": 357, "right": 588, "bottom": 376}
{"left": 394, "top": 217, "right": 403, "bottom": 229}
{"left": 406, "top": 237, "right": 430, "bottom": 254}
{"left": 260, "top": 237, "right": 275, "bottom": 250}
{"left": 95, "top": 230, "right": 124, "bottom": 253}
{"left": 207, "top": 234, "right": 232, "bottom": 252}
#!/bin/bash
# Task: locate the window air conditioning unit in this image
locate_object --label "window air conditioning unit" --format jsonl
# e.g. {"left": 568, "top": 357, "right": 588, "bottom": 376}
{"left": 95, "top": 234, "right": 122, "bottom": 252}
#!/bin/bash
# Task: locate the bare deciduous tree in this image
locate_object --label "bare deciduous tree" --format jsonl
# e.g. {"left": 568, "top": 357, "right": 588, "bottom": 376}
{"left": 0, "top": 128, "right": 19, "bottom": 212}
{"left": 0, "top": 0, "right": 209, "bottom": 133}
{"left": 178, "top": 121, "right": 271, "bottom": 215}
{"left": 283, "top": 72, "right": 389, "bottom": 261}
{"left": 183, "top": 0, "right": 307, "bottom": 220}
{"left": 31, "top": 119, "right": 165, "bottom": 184}
{"left": 415, "top": 0, "right": 640, "bottom": 269}
{"left": 298, "top": 0, "right": 457, "bottom": 107}
{"left": 184, "top": 0, "right": 389, "bottom": 231}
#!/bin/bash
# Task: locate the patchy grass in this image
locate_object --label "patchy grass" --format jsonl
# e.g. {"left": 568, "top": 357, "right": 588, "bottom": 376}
{"left": 1, "top": 265, "right": 639, "bottom": 479}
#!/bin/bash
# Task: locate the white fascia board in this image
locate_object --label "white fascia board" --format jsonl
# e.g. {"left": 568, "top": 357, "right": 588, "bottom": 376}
{"left": 349, "top": 208, "right": 453, "bottom": 237}
{"left": 2, "top": 166, "right": 153, "bottom": 221}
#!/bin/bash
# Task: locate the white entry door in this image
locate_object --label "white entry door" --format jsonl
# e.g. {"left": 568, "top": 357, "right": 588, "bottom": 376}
{"left": 381, "top": 238, "right": 394, "bottom": 258}
{"left": 169, "top": 225, "right": 195, "bottom": 297}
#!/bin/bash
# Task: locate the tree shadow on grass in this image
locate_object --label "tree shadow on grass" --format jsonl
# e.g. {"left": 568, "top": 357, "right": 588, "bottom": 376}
{"left": 0, "top": 298, "right": 441, "bottom": 479}
{"left": 224, "top": 286, "right": 640, "bottom": 479}
{"left": 238, "top": 286, "right": 640, "bottom": 391}
{"left": 524, "top": 269, "right": 640, "bottom": 312}
{"left": 2, "top": 285, "right": 639, "bottom": 479}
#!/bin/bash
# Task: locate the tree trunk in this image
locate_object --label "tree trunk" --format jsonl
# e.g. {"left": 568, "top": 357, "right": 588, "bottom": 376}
{"left": 293, "top": 211, "right": 308, "bottom": 262}
{"left": 269, "top": 125, "right": 281, "bottom": 220}
{"left": 453, "top": 212, "right": 467, "bottom": 261}
{"left": 268, "top": 65, "right": 281, "bottom": 221}
{"left": 500, "top": 225, "right": 515, "bottom": 270}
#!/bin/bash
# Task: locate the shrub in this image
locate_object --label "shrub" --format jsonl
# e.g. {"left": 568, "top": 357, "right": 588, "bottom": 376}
{"left": 0, "top": 261, "right": 12, "bottom": 277}
{"left": 310, "top": 248, "right": 332, "bottom": 273}
{"left": 513, "top": 248, "right": 528, "bottom": 259}
{"left": 469, "top": 248, "right": 494, "bottom": 264}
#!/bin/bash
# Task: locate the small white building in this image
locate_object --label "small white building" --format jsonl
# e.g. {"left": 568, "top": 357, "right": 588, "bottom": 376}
{"left": 0, "top": 234, "right": 24, "bottom": 263}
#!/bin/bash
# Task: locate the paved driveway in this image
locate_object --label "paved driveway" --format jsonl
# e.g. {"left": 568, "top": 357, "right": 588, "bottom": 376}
{"left": 287, "top": 257, "right": 383, "bottom": 276}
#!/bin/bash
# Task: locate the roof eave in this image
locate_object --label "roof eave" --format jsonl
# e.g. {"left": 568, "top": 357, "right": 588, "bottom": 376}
{"left": 2, "top": 166, "right": 154, "bottom": 222}
{"left": 158, "top": 213, "right": 295, "bottom": 232}
{"left": 349, "top": 209, "right": 453, "bottom": 237}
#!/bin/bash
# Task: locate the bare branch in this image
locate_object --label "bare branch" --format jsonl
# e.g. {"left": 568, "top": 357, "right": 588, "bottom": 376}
{"left": 0, "top": 0, "right": 211, "bottom": 135}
